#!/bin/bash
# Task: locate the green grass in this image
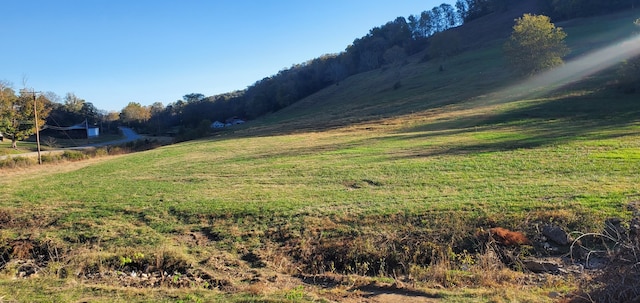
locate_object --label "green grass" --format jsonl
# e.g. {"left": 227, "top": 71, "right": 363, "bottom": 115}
{"left": 0, "top": 140, "right": 43, "bottom": 155}
{"left": 0, "top": 133, "right": 124, "bottom": 156}
{"left": 1, "top": 9, "right": 640, "bottom": 302}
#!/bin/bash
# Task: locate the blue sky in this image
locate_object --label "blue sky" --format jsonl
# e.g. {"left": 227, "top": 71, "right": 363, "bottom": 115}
{"left": 2, "top": 0, "right": 454, "bottom": 112}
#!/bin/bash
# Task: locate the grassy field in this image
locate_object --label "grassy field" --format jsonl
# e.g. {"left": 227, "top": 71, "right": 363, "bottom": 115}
{"left": 1, "top": 9, "right": 639, "bottom": 303}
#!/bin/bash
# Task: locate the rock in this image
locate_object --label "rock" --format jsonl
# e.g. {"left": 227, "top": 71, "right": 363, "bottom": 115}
{"left": 542, "top": 225, "right": 571, "bottom": 246}
{"left": 522, "top": 258, "right": 562, "bottom": 273}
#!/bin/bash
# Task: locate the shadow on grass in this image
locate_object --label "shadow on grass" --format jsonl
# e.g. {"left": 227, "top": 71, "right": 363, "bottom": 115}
{"left": 390, "top": 90, "right": 640, "bottom": 158}
{"left": 203, "top": 89, "right": 640, "bottom": 164}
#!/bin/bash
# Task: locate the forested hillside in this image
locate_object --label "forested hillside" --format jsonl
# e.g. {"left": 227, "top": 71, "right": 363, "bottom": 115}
{"left": 127, "top": 0, "right": 636, "bottom": 140}
{"left": 6, "top": 0, "right": 638, "bottom": 143}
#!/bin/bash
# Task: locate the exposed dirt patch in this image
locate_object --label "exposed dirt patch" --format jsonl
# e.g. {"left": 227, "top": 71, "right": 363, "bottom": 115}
{"left": 81, "top": 268, "right": 233, "bottom": 290}
{"left": 357, "top": 284, "right": 442, "bottom": 303}
{"left": 1, "top": 210, "right": 637, "bottom": 302}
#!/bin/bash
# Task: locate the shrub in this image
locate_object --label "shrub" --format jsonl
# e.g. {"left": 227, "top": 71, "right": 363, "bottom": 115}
{"left": 41, "top": 153, "right": 62, "bottom": 164}
{"left": 93, "top": 148, "right": 109, "bottom": 157}
{"left": 504, "top": 14, "right": 569, "bottom": 75}
{"left": 0, "top": 156, "right": 36, "bottom": 168}
{"left": 62, "top": 150, "right": 88, "bottom": 161}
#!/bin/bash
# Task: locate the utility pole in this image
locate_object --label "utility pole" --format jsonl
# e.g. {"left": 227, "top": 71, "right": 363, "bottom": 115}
{"left": 32, "top": 91, "right": 43, "bottom": 165}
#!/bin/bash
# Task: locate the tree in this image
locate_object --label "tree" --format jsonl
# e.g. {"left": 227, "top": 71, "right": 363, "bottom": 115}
{"left": 407, "top": 14, "right": 421, "bottom": 39}
{"left": 148, "top": 102, "right": 166, "bottom": 135}
{"left": 504, "top": 14, "right": 570, "bottom": 75}
{"left": 0, "top": 85, "right": 52, "bottom": 148}
{"left": 64, "top": 92, "right": 85, "bottom": 112}
{"left": 103, "top": 111, "right": 120, "bottom": 133}
{"left": 419, "top": 11, "right": 435, "bottom": 38}
{"left": 80, "top": 102, "right": 101, "bottom": 125}
{"left": 439, "top": 3, "right": 458, "bottom": 29}
{"left": 430, "top": 6, "right": 445, "bottom": 33}
{"left": 455, "top": 0, "right": 470, "bottom": 22}
{"left": 183, "top": 93, "right": 205, "bottom": 103}
{"left": 120, "top": 102, "right": 151, "bottom": 126}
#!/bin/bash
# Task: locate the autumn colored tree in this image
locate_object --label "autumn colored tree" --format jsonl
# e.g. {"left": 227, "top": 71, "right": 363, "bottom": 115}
{"left": 0, "top": 84, "right": 52, "bottom": 148}
{"left": 120, "top": 102, "right": 151, "bottom": 126}
{"left": 504, "top": 14, "right": 570, "bottom": 75}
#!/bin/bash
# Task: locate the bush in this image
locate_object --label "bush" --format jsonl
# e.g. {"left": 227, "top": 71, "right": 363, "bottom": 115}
{"left": 62, "top": 150, "right": 88, "bottom": 162}
{"left": 504, "top": 14, "right": 569, "bottom": 75}
{"left": 41, "top": 153, "right": 62, "bottom": 164}
{"left": 0, "top": 156, "right": 36, "bottom": 168}
{"left": 124, "top": 139, "right": 161, "bottom": 152}
{"left": 93, "top": 148, "right": 109, "bottom": 157}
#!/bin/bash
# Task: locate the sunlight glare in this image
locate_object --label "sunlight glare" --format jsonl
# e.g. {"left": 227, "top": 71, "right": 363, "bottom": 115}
{"left": 492, "top": 33, "right": 640, "bottom": 102}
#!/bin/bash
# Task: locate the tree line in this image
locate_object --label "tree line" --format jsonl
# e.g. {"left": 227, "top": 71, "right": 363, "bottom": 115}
{"left": 0, "top": 82, "right": 52, "bottom": 148}
{"left": 0, "top": 0, "right": 522, "bottom": 143}
{"left": 132, "top": 0, "right": 505, "bottom": 139}
{"left": 133, "top": 0, "right": 639, "bottom": 140}
{"left": 0, "top": 84, "right": 123, "bottom": 147}
{"left": 3, "top": 0, "right": 638, "bottom": 145}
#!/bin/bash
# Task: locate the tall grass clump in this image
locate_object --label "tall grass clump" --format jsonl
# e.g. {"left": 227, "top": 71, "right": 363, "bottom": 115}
{"left": 0, "top": 156, "right": 36, "bottom": 168}
{"left": 62, "top": 150, "right": 88, "bottom": 161}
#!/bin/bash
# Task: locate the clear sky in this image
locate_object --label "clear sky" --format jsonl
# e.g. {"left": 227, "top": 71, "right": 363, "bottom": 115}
{"left": 2, "top": 0, "right": 454, "bottom": 112}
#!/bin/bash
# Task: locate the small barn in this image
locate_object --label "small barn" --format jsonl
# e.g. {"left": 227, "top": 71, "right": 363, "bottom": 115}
{"left": 42, "top": 120, "right": 99, "bottom": 139}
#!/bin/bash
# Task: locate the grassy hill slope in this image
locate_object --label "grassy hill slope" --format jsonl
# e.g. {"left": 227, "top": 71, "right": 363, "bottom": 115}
{"left": 1, "top": 8, "right": 640, "bottom": 303}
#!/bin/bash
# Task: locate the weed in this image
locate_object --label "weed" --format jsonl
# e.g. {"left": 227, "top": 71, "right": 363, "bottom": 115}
{"left": 284, "top": 285, "right": 305, "bottom": 301}
{"left": 119, "top": 255, "right": 132, "bottom": 267}
{"left": 173, "top": 272, "right": 182, "bottom": 283}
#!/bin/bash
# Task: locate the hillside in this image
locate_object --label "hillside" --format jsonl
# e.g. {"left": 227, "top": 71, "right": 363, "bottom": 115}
{"left": 449, "top": 0, "right": 546, "bottom": 50}
{"left": 239, "top": 5, "right": 638, "bottom": 137}
{"left": 1, "top": 6, "right": 640, "bottom": 303}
